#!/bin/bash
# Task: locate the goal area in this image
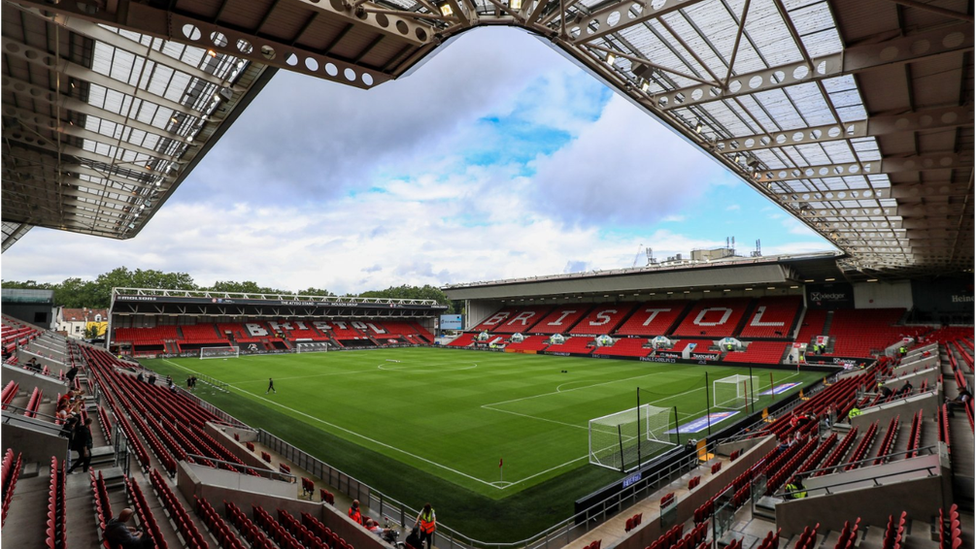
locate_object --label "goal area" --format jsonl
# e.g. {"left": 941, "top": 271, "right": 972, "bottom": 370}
{"left": 713, "top": 374, "right": 760, "bottom": 410}
{"left": 200, "top": 346, "right": 239, "bottom": 360}
{"left": 589, "top": 404, "right": 675, "bottom": 472}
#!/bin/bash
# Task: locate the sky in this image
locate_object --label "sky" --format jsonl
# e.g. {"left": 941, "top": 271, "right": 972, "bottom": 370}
{"left": 2, "top": 27, "right": 833, "bottom": 294}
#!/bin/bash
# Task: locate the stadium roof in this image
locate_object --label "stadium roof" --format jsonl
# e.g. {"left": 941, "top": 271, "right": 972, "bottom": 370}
{"left": 2, "top": 0, "right": 972, "bottom": 280}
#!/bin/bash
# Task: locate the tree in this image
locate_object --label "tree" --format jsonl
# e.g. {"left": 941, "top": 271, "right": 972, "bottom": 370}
{"left": 358, "top": 285, "right": 454, "bottom": 313}
{"left": 205, "top": 280, "right": 284, "bottom": 294}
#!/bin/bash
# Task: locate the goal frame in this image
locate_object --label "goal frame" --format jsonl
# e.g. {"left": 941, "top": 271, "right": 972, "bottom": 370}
{"left": 295, "top": 342, "right": 330, "bottom": 354}
{"left": 588, "top": 404, "right": 675, "bottom": 472}
{"left": 200, "top": 346, "right": 239, "bottom": 360}
{"left": 713, "top": 374, "right": 760, "bottom": 410}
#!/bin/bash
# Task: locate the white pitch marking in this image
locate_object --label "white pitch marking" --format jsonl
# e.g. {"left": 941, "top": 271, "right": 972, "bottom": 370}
{"left": 161, "top": 359, "right": 506, "bottom": 490}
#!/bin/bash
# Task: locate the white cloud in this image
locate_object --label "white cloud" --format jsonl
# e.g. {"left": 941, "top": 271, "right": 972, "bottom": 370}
{"left": 528, "top": 94, "right": 729, "bottom": 228}
{"left": 725, "top": 204, "right": 741, "bottom": 211}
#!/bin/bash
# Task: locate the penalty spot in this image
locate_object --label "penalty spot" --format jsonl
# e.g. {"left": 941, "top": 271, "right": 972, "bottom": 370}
{"left": 385, "top": 359, "right": 401, "bottom": 363}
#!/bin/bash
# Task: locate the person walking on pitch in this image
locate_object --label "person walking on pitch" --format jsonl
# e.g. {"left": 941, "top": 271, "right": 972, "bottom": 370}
{"left": 267, "top": 378, "right": 276, "bottom": 394}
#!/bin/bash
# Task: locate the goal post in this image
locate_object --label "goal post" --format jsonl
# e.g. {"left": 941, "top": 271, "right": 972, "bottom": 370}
{"left": 713, "top": 374, "right": 760, "bottom": 410}
{"left": 588, "top": 404, "right": 675, "bottom": 472}
{"left": 200, "top": 346, "right": 239, "bottom": 360}
{"left": 295, "top": 342, "right": 330, "bottom": 354}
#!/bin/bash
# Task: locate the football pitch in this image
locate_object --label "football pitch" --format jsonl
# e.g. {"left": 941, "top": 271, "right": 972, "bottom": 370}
{"left": 143, "top": 348, "right": 822, "bottom": 537}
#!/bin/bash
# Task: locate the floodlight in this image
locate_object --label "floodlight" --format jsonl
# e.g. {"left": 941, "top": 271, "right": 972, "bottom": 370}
{"left": 440, "top": 3, "right": 453, "bottom": 15}
{"left": 510, "top": 0, "right": 522, "bottom": 9}
{"left": 606, "top": 52, "right": 616, "bottom": 65}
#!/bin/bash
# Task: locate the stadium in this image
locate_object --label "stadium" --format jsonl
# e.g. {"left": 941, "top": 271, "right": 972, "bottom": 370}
{"left": 1, "top": 0, "right": 973, "bottom": 548}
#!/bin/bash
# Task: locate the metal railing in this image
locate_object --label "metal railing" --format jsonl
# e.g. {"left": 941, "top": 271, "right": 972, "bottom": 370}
{"left": 795, "top": 444, "right": 940, "bottom": 479}
{"left": 774, "top": 459, "right": 942, "bottom": 499}
{"left": 259, "top": 429, "right": 716, "bottom": 549}
{"left": 0, "top": 409, "right": 65, "bottom": 436}
{"left": 1, "top": 404, "right": 62, "bottom": 424}
{"left": 185, "top": 453, "right": 295, "bottom": 483}
{"left": 174, "top": 386, "right": 249, "bottom": 428}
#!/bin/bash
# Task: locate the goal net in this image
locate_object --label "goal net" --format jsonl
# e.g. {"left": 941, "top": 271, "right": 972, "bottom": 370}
{"left": 589, "top": 404, "right": 674, "bottom": 472}
{"left": 713, "top": 374, "right": 760, "bottom": 410}
{"left": 295, "top": 342, "right": 330, "bottom": 354}
{"left": 200, "top": 346, "right": 239, "bottom": 360}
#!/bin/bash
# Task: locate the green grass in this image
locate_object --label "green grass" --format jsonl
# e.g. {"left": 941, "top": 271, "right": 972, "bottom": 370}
{"left": 142, "top": 348, "right": 821, "bottom": 540}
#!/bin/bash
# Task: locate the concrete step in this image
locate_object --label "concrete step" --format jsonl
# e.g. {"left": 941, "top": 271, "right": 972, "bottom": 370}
{"left": 89, "top": 446, "right": 115, "bottom": 467}
{"left": 64, "top": 468, "right": 106, "bottom": 549}
{"left": 0, "top": 465, "right": 53, "bottom": 548}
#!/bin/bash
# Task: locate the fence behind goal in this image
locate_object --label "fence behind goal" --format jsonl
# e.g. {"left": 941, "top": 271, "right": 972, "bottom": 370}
{"left": 589, "top": 404, "right": 675, "bottom": 472}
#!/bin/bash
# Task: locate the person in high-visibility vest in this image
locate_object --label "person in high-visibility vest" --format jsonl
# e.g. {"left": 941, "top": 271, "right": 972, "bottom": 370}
{"left": 784, "top": 477, "right": 807, "bottom": 500}
{"left": 848, "top": 407, "right": 861, "bottom": 420}
{"left": 414, "top": 503, "right": 436, "bottom": 549}
{"left": 348, "top": 499, "right": 362, "bottom": 525}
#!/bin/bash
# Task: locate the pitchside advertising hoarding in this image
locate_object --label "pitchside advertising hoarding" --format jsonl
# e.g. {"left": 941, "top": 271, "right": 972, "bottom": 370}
{"left": 805, "top": 282, "right": 855, "bottom": 309}
{"left": 439, "top": 314, "right": 463, "bottom": 330}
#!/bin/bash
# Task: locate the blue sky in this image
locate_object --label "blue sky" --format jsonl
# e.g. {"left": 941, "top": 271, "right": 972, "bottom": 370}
{"left": 2, "top": 27, "right": 833, "bottom": 293}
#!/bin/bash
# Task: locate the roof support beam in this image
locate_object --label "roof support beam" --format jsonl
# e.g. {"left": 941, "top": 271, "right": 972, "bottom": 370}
{"left": 2, "top": 76, "right": 192, "bottom": 145}
{"left": 756, "top": 151, "right": 972, "bottom": 184}
{"left": 877, "top": 0, "right": 974, "bottom": 22}
{"left": 771, "top": 181, "right": 971, "bottom": 203}
{"left": 714, "top": 104, "right": 973, "bottom": 154}
{"left": 14, "top": 7, "right": 243, "bottom": 92}
{"left": 569, "top": 0, "right": 711, "bottom": 44}
{"left": 3, "top": 105, "right": 181, "bottom": 163}
{"left": 3, "top": 129, "right": 173, "bottom": 178}
{"left": 2, "top": 37, "right": 204, "bottom": 117}
{"left": 654, "top": 23, "right": 973, "bottom": 111}
{"left": 12, "top": 0, "right": 406, "bottom": 89}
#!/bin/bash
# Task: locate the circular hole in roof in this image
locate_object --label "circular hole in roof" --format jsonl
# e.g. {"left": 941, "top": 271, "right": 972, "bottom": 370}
{"left": 827, "top": 126, "right": 841, "bottom": 138}
{"left": 607, "top": 11, "right": 621, "bottom": 26}
{"left": 776, "top": 134, "right": 787, "bottom": 144}
{"left": 236, "top": 39, "right": 253, "bottom": 54}
{"left": 658, "top": 96, "right": 668, "bottom": 107}
{"left": 570, "top": 27, "right": 581, "bottom": 38}
{"left": 25, "top": 50, "right": 38, "bottom": 60}
{"left": 771, "top": 70, "right": 785, "bottom": 84}
{"left": 810, "top": 129, "right": 822, "bottom": 139}
{"left": 943, "top": 31, "right": 965, "bottom": 48}
{"left": 760, "top": 136, "right": 771, "bottom": 145}
{"left": 819, "top": 167, "right": 829, "bottom": 176}
{"left": 691, "top": 88, "right": 703, "bottom": 101}
{"left": 709, "top": 87, "right": 720, "bottom": 97}
{"left": 344, "top": 68, "right": 356, "bottom": 81}
{"left": 375, "top": 14, "right": 389, "bottom": 27}
{"left": 744, "top": 138, "right": 755, "bottom": 147}
{"left": 416, "top": 28, "right": 427, "bottom": 41}
{"left": 362, "top": 73, "right": 373, "bottom": 86}
{"left": 651, "top": 0, "right": 666, "bottom": 9}
{"left": 285, "top": 53, "right": 298, "bottom": 66}
{"left": 324, "top": 63, "right": 338, "bottom": 77}
{"left": 793, "top": 65, "right": 809, "bottom": 80}
{"left": 305, "top": 57, "right": 319, "bottom": 71}
{"left": 792, "top": 131, "right": 804, "bottom": 142}
{"left": 728, "top": 80, "right": 742, "bottom": 93}
{"left": 210, "top": 32, "right": 228, "bottom": 48}
{"left": 182, "top": 24, "right": 201, "bottom": 41}
{"left": 396, "top": 20, "right": 409, "bottom": 34}
{"left": 838, "top": 192, "right": 846, "bottom": 198}
{"left": 587, "top": 20, "right": 600, "bottom": 34}
{"left": 848, "top": 165, "right": 860, "bottom": 174}
{"left": 815, "top": 60, "right": 827, "bottom": 75}
{"left": 748, "top": 75, "right": 763, "bottom": 89}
